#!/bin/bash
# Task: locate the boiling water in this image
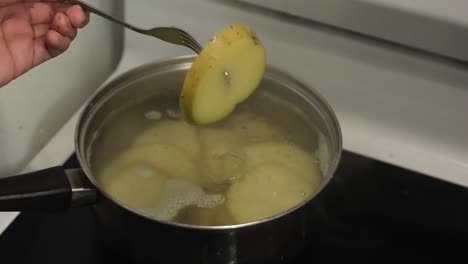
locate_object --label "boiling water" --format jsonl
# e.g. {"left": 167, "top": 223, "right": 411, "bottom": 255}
{"left": 90, "top": 91, "right": 327, "bottom": 226}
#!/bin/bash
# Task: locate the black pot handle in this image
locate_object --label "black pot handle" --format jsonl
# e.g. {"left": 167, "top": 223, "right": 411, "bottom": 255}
{"left": 0, "top": 166, "right": 97, "bottom": 211}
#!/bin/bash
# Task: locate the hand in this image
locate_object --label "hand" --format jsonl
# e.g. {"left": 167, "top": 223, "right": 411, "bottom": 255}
{"left": 0, "top": 0, "right": 90, "bottom": 87}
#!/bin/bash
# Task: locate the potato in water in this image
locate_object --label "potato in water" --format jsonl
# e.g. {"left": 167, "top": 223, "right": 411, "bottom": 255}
{"left": 96, "top": 109, "right": 324, "bottom": 226}
{"left": 198, "top": 127, "right": 245, "bottom": 188}
{"left": 132, "top": 120, "right": 201, "bottom": 159}
{"left": 108, "top": 143, "right": 199, "bottom": 181}
{"left": 227, "top": 163, "right": 314, "bottom": 224}
{"left": 242, "top": 141, "right": 323, "bottom": 186}
{"left": 101, "top": 164, "right": 166, "bottom": 209}
{"left": 225, "top": 112, "right": 286, "bottom": 143}
{"left": 98, "top": 143, "right": 199, "bottom": 209}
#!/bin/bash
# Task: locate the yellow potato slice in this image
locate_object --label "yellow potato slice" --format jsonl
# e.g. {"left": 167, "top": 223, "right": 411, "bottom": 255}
{"left": 132, "top": 120, "right": 201, "bottom": 158}
{"left": 180, "top": 23, "right": 266, "bottom": 125}
{"left": 242, "top": 141, "right": 322, "bottom": 186}
{"left": 100, "top": 143, "right": 199, "bottom": 183}
{"left": 101, "top": 164, "right": 167, "bottom": 209}
{"left": 226, "top": 112, "right": 285, "bottom": 143}
{"left": 227, "top": 163, "right": 313, "bottom": 224}
{"left": 198, "top": 128, "right": 245, "bottom": 186}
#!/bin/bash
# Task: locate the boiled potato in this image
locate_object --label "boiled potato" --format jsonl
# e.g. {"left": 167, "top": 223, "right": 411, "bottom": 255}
{"left": 180, "top": 23, "right": 266, "bottom": 125}
{"left": 226, "top": 112, "right": 285, "bottom": 143}
{"left": 227, "top": 163, "right": 313, "bottom": 223}
{"left": 101, "top": 164, "right": 167, "bottom": 209}
{"left": 242, "top": 141, "right": 322, "bottom": 186}
{"left": 100, "top": 143, "right": 199, "bottom": 182}
{"left": 198, "top": 128, "right": 245, "bottom": 186}
{"left": 132, "top": 120, "right": 201, "bottom": 158}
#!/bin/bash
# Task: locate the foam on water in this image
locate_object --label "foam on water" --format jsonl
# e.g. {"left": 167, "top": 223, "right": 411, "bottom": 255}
{"left": 148, "top": 178, "right": 225, "bottom": 221}
{"left": 166, "top": 109, "right": 181, "bottom": 119}
{"left": 144, "top": 110, "right": 162, "bottom": 120}
{"left": 195, "top": 194, "right": 225, "bottom": 209}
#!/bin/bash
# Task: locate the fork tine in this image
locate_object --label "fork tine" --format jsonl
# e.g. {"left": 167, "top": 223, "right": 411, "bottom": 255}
{"left": 181, "top": 38, "right": 203, "bottom": 53}
{"left": 182, "top": 40, "right": 203, "bottom": 54}
{"left": 181, "top": 39, "right": 202, "bottom": 54}
{"left": 177, "top": 29, "right": 196, "bottom": 41}
{"left": 177, "top": 30, "right": 203, "bottom": 53}
{"left": 186, "top": 37, "right": 203, "bottom": 52}
{"left": 141, "top": 26, "right": 204, "bottom": 54}
{"left": 182, "top": 38, "right": 203, "bottom": 53}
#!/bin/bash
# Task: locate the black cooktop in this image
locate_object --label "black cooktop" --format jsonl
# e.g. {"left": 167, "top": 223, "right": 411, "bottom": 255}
{"left": 1, "top": 151, "right": 467, "bottom": 263}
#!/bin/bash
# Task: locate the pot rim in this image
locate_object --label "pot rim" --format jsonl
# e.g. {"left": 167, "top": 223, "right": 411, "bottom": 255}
{"left": 74, "top": 54, "right": 343, "bottom": 231}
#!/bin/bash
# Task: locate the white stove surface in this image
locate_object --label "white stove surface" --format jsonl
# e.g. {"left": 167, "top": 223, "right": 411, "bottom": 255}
{"left": 1, "top": 0, "right": 467, "bottom": 235}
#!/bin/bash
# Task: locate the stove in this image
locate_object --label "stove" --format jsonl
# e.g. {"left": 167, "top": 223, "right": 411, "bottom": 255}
{"left": 0, "top": 151, "right": 466, "bottom": 263}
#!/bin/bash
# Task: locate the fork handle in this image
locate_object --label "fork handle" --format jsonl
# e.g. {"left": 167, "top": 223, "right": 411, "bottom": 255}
{"left": 70, "top": 0, "right": 145, "bottom": 34}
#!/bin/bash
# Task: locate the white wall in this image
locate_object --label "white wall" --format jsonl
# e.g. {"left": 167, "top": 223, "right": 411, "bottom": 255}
{"left": 237, "top": 0, "right": 468, "bottom": 62}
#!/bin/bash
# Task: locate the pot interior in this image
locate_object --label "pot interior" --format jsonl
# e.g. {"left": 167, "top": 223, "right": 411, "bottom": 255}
{"left": 76, "top": 56, "right": 341, "bottom": 227}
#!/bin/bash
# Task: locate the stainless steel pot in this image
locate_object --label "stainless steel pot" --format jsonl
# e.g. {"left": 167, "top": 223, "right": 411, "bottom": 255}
{"left": 0, "top": 56, "right": 342, "bottom": 264}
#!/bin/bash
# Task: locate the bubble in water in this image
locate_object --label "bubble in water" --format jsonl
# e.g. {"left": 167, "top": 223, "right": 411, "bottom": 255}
{"left": 196, "top": 194, "right": 225, "bottom": 208}
{"left": 148, "top": 178, "right": 225, "bottom": 221}
{"left": 166, "top": 109, "right": 180, "bottom": 119}
{"left": 144, "top": 110, "right": 162, "bottom": 120}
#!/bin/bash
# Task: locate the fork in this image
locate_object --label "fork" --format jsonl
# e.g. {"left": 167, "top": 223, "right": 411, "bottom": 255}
{"left": 70, "top": 0, "right": 203, "bottom": 54}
